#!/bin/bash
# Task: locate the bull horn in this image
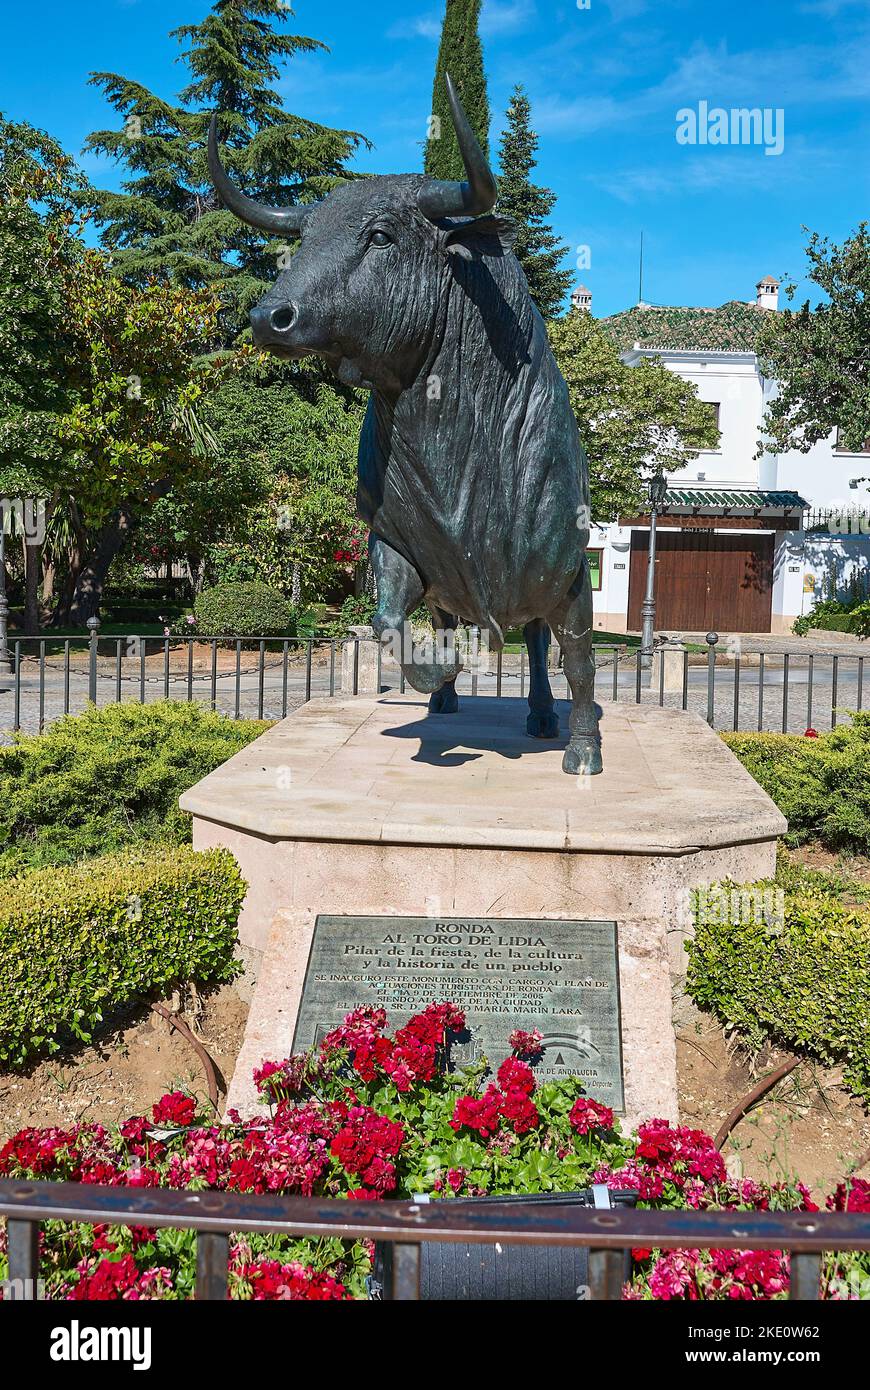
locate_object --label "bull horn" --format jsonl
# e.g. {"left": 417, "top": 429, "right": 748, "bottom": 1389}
{"left": 208, "top": 115, "right": 310, "bottom": 235}
{"left": 418, "top": 72, "right": 498, "bottom": 221}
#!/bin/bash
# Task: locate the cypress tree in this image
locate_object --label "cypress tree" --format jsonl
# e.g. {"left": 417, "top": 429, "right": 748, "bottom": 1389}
{"left": 83, "top": 0, "right": 368, "bottom": 343}
{"left": 496, "top": 85, "right": 573, "bottom": 319}
{"left": 424, "top": 0, "right": 489, "bottom": 180}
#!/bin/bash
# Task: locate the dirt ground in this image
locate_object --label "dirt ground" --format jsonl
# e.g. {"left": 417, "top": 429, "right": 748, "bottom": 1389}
{"left": 673, "top": 846, "right": 870, "bottom": 1196}
{"left": 0, "top": 984, "right": 249, "bottom": 1143}
{"left": 1, "top": 847, "right": 868, "bottom": 1200}
{"left": 674, "top": 992, "right": 870, "bottom": 1196}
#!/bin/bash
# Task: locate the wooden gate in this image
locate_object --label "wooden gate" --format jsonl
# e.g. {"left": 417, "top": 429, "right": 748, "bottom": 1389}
{"left": 628, "top": 529, "right": 774, "bottom": 632}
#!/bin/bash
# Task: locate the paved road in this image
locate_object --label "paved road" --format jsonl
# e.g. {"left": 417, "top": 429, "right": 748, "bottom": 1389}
{"left": 1, "top": 645, "right": 864, "bottom": 741}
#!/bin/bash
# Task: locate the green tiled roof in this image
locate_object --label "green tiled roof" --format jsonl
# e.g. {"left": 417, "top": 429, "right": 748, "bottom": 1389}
{"left": 664, "top": 487, "right": 807, "bottom": 512}
{"left": 600, "top": 301, "right": 769, "bottom": 353}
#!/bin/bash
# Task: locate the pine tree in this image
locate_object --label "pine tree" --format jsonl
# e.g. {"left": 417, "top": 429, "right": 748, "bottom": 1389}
{"left": 83, "top": 0, "right": 368, "bottom": 343}
{"left": 424, "top": 0, "right": 489, "bottom": 180}
{"left": 496, "top": 86, "right": 573, "bottom": 319}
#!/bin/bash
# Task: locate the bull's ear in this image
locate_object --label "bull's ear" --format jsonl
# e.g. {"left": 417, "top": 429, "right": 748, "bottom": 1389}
{"left": 445, "top": 214, "right": 518, "bottom": 260}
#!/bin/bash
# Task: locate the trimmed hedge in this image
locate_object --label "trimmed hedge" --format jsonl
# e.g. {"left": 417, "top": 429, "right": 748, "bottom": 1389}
{"left": 194, "top": 582, "right": 292, "bottom": 638}
{"left": 722, "top": 713, "right": 870, "bottom": 852}
{"left": 0, "top": 701, "right": 269, "bottom": 875}
{"left": 686, "top": 864, "right": 870, "bottom": 1100}
{"left": 794, "top": 599, "right": 870, "bottom": 638}
{"left": 813, "top": 608, "right": 870, "bottom": 636}
{"left": 0, "top": 845, "right": 245, "bottom": 1068}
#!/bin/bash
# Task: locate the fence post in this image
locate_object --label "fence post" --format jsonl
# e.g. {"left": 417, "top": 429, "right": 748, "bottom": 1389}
{"left": 196, "top": 1231, "right": 230, "bottom": 1301}
{"left": 6, "top": 1218, "right": 40, "bottom": 1297}
{"left": 705, "top": 631, "right": 718, "bottom": 726}
{"left": 0, "top": 522, "right": 11, "bottom": 675}
{"left": 87, "top": 616, "right": 101, "bottom": 705}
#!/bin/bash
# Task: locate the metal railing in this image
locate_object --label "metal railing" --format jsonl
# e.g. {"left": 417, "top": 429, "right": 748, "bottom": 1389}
{"left": 2, "top": 1178, "right": 868, "bottom": 1301}
{"left": 0, "top": 625, "right": 866, "bottom": 737}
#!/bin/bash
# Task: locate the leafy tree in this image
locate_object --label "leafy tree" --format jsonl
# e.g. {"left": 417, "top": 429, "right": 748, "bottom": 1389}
{"left": 0, "top": 115, "right": 86, "bottom": 631}
{"left": 424, "top": 0, "right": 489, "bottom": 180}
{"left": 193, "top": 358, "right": 365, "bottom": 602}
{"left": 496, "top": 86, "right": 573, "bottom": 319}
{"left": 80, "top": 2, "right": 371, "bottom": 608}
{"left": 549, "top": 311, "right": 720, "bottom": 521}
{"left": 756, "top": 223, "right": 870, "bottom": 454}
{"left": 84, "top": 0, "right": 367, "bottom": 342}
{"left": 58, "top": 251, "right": 242, "bottom": 623}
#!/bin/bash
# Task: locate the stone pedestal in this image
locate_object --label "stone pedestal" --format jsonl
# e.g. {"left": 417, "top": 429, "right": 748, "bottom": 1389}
{"left": 179, "top": 695, "right": 785, "bottom": 1132}
{"left": 340, "top": 625, "right": 379, "bottom": 695}
{"left": 650, "top": 643, "right": 687, "bottom": 694}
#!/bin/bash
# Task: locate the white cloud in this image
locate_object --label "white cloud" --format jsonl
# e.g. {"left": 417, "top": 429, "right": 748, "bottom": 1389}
{"left": 595, "top": 135, "right": 843, "bottom": 204}
{"left": 798, "top": 0, "right": 870, "bottom": 14}
{"left": 481, "top": 0, "right": 537, "bottom": 37}
{"left": 386, "top": 11, "right": 442, "bottom": 41}
{"left": 387, "top": 0, "right": 537, "bottom": 42}
{"left": 532, "top": 93, "right": 625, "bottom": 135}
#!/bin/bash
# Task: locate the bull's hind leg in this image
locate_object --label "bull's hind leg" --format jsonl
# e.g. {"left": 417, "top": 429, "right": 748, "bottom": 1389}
{"left": 427, "top": 605, "right": 460, "bottom": 714}
{"left": 369, "top": 535, "right": 463, "bottom": 696}
{"left": 549, "top": 562, "right": 603, "bottom": 775}
{"left": 524, "top": 618, "right": 559, "bottom": 738}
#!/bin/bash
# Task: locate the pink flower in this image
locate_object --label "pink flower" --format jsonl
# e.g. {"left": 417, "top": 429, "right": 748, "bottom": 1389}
{"left": 497, "top": 1058, "right": 536, "bottom": 1096}
{"left": 509, "top": 1028, "right": 544, "bottom": 1060}
{"left": 152, "top": 1092, "right": 197, "bottom": 1128}
{"left": 569, "top": 1098, "right": 614, "bottom": 1135}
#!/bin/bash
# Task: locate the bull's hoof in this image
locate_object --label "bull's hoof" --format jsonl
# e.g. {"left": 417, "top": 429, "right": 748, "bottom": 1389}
{"left": 562, "top": 737, "right": 603, "bottom": 776}
{"left": 429, "top": 686, "right": 459, "bottom": 715}
{"left": 527, "top": 710, "right": 559, "bottom": 739}
{"left": 402, "top": 662, "right": 463, "bottom": 695}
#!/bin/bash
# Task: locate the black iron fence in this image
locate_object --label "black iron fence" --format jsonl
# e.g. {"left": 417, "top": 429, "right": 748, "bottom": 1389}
{"left": 2, "top": 1178, "right": 868, "bottom": 1301}
{"left": 0, "top": 627, "right": 866, "bottom": 737}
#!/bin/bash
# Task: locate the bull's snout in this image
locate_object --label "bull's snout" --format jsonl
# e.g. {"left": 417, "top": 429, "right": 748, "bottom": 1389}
{"left": 250, "top": 300, "right": 299, "bottom": 348}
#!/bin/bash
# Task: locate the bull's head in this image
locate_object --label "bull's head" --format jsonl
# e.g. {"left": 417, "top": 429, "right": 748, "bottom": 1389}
{"left": 208, "top": 76, "right": 502, "bottom": 392}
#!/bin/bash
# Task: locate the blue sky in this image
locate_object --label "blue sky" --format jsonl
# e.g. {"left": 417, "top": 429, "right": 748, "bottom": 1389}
{"left": 2, "top": 0, "right": 869, "bottom": 317}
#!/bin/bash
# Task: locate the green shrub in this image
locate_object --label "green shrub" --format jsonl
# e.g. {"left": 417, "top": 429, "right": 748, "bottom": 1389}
{"left": 793, "top": 597, "right": 870, "bottom": 637}
{"left": 322, "top": 593, "right": 376, "bottom": 638}
{"left": 686, "top": 868, "right": 870, "bottom": 1100}
{"left": 813, "top": 602, "right": 870, "bottom": 637}
{"left": 194, "top": 582, "right": 293, "bottom": 638}
{"left": 0, "top": 702, "right": 269, "bottom": 875}
{"left": 722, "top": 714, "right": 870, "bottom": 852}
{"left": 0, "top": 845, "right": 245, "bottom": 1067}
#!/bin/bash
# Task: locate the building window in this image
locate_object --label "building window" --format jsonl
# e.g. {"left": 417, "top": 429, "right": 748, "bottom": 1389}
{"left": 588, "top": 549, "right": 603, "bottom": 591}
{"left": 834, "top": 427, "right": 870, "bottom": 454}
{"left": 707, "top": 402, "right": 721, "bottom": 430}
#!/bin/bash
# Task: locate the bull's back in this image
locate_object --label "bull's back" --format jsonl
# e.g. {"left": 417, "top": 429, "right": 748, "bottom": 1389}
{"left": 358, "top": 271, "right": 588, "bottom": 630}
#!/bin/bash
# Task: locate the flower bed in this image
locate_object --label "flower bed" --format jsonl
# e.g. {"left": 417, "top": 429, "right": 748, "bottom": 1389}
{"left": 1, "top": 1005, "right": 867, "bottom": 1301}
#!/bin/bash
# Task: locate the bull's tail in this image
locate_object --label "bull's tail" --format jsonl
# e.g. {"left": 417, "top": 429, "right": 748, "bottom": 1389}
{"left": 485, "top": 614, "right": 505, "bottom": 651}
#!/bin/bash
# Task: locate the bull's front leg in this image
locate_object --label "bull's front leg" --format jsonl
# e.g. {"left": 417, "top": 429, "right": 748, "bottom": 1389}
{"left": 548, "top": 559, "right": 603, "bottom": 775}
{"left": 369, "top": 534, "right": 463, "bottom": 697}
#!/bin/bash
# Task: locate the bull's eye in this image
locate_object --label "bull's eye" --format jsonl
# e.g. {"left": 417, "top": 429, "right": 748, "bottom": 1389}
{"left": 369, "top": 229, "right": 393, "bottom": 248}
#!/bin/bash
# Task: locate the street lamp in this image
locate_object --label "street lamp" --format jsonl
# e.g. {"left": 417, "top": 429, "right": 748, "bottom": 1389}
{"left": 0, "top": 517, "right": 11, "bottom": 676}
{"left": 640, "top": 470, "right": 668, "bottom": 671}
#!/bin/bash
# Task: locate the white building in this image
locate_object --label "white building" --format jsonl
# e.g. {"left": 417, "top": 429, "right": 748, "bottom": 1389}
{"left": 580, "top": 278, "right": 870, "bottom": 634}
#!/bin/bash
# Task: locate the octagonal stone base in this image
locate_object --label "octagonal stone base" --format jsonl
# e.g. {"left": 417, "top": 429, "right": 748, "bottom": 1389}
{"left": 179, "top": 695, "right": 785, "bottom": 1131}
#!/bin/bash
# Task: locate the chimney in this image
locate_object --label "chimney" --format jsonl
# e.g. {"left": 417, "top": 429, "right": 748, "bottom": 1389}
{"left": 755, "top": 275, "right": 779, "bottom": 311}
{"left": 571, "top": 284, "right": 592, "bottom": 313}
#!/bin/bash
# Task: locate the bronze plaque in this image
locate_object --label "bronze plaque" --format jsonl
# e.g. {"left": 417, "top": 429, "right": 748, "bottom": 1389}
{"left": 292, "top": 916, "right": 624, "bottom": 1111}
